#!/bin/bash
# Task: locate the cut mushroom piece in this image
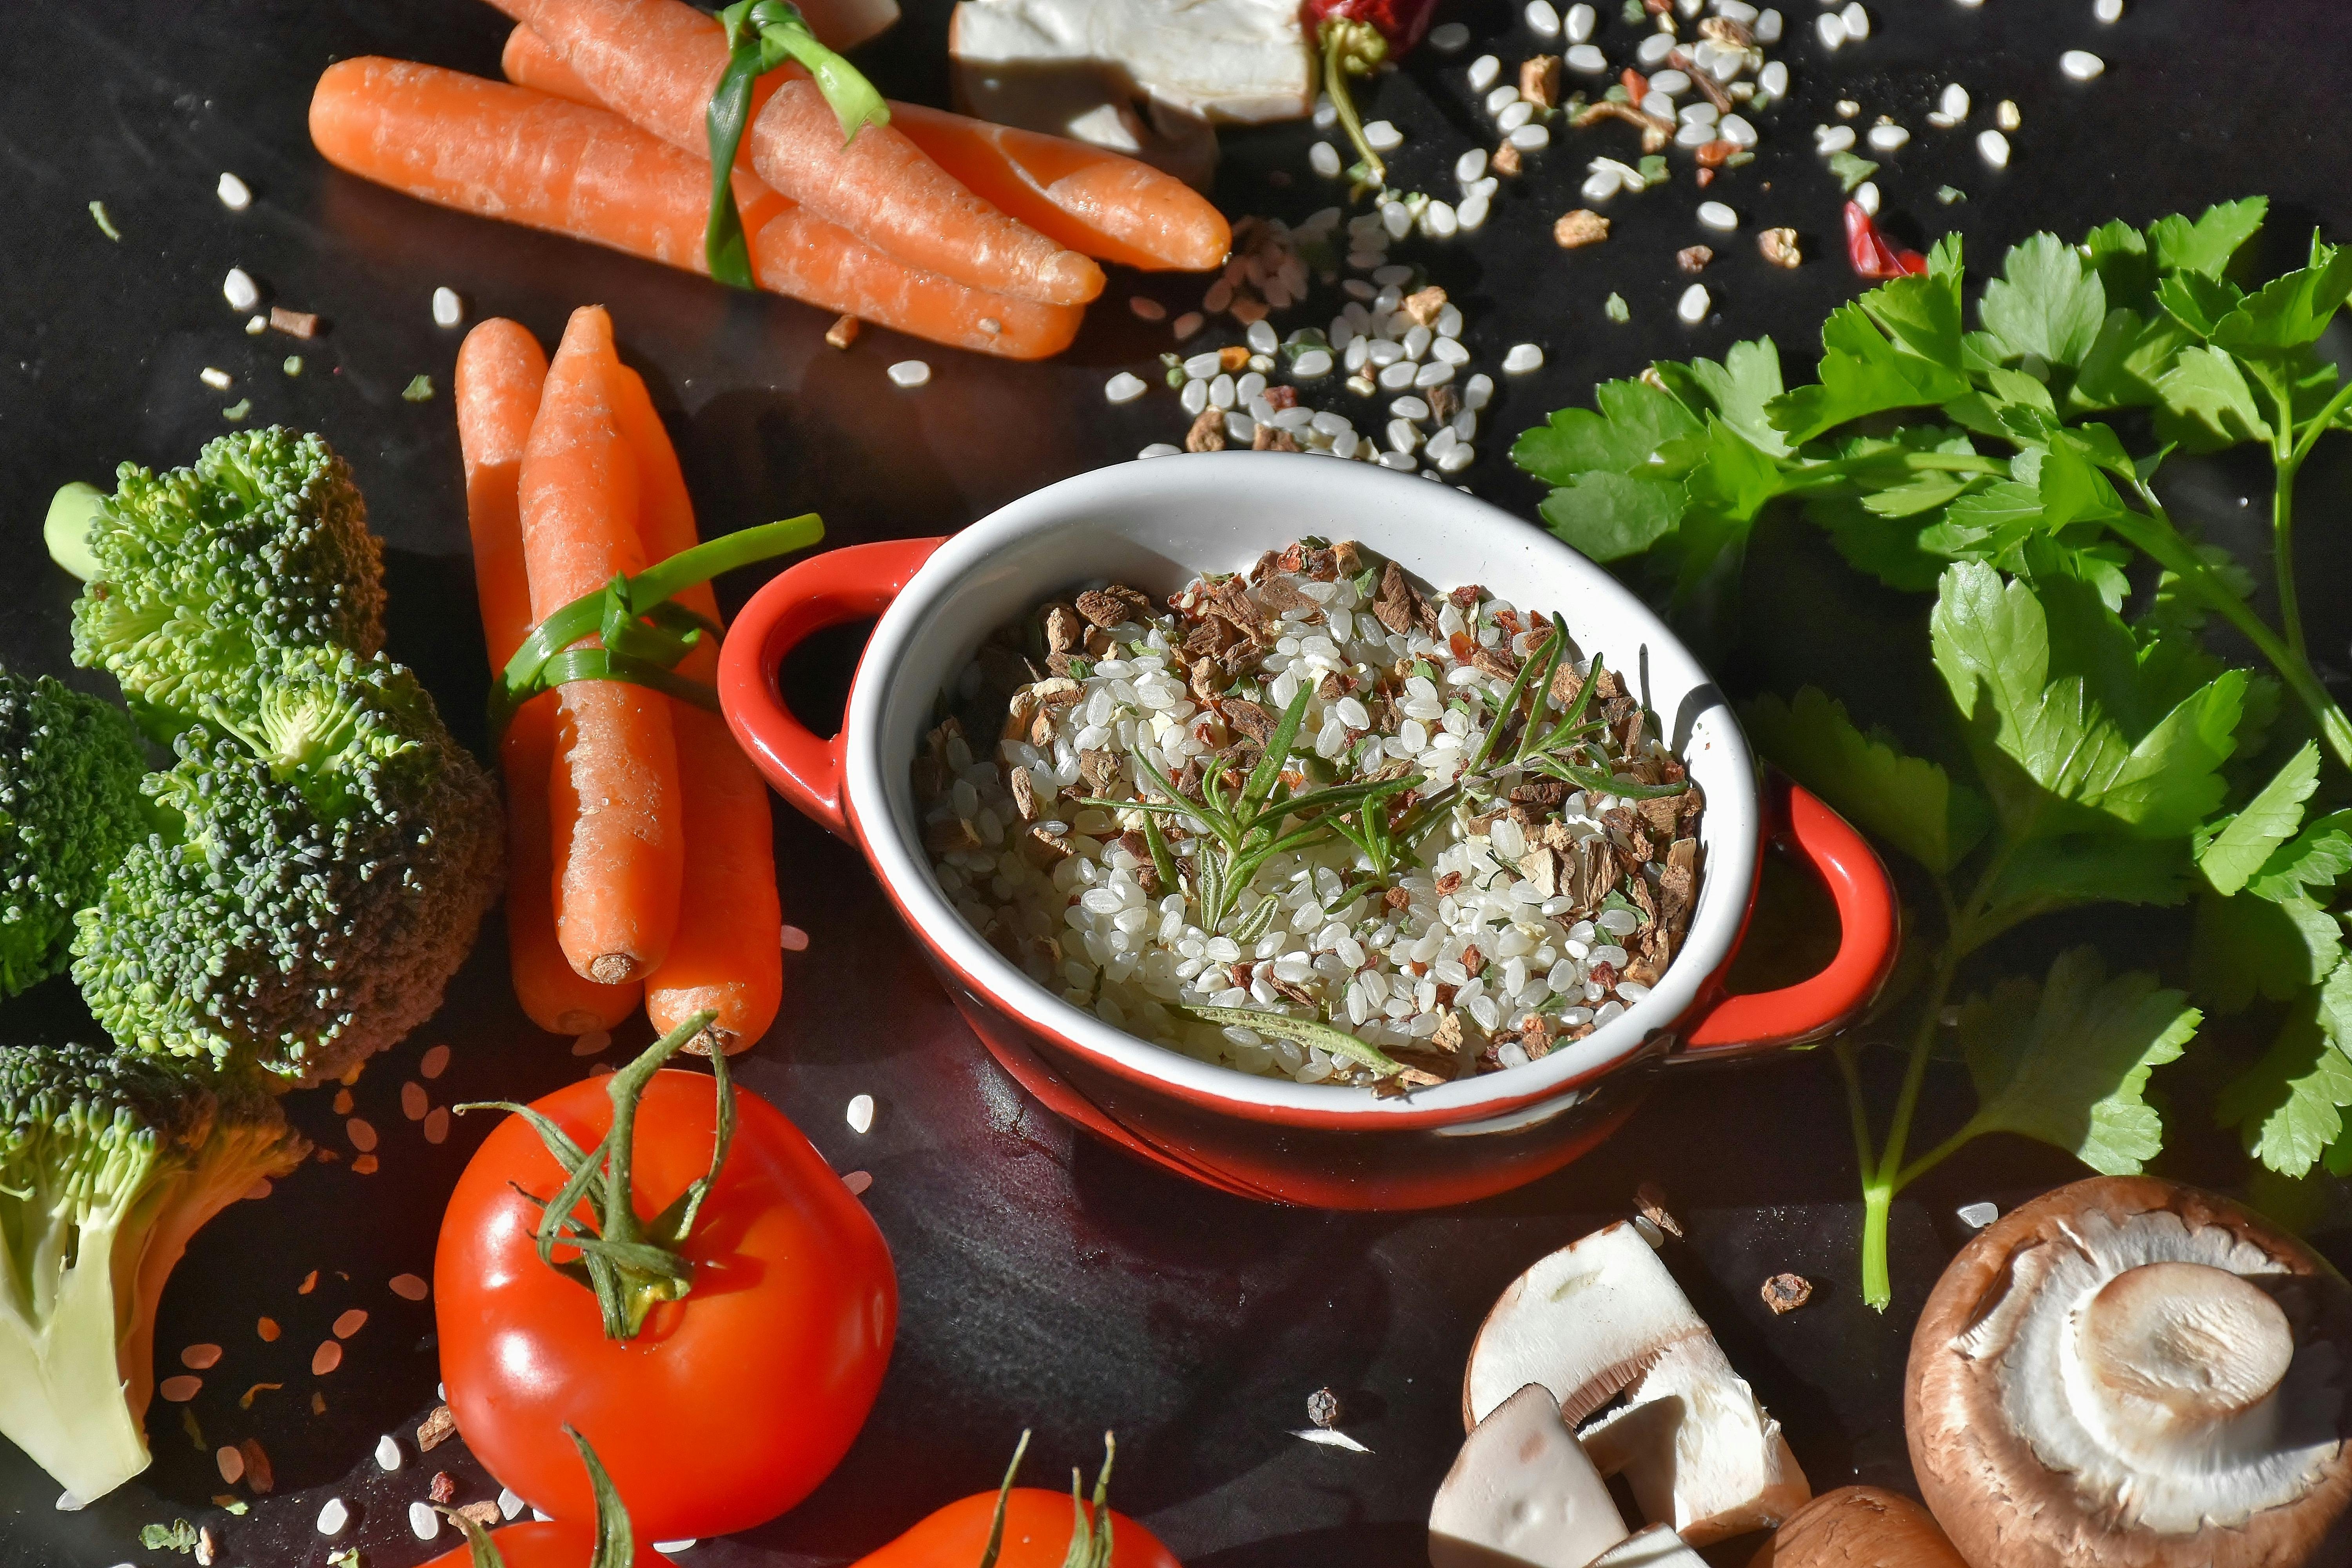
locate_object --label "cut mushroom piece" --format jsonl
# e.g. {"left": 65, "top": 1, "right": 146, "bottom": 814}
{"left": 1464, "top": 1221, "right": 1713, "bottom": 1428}
{"left": 949, "top": 0, "right": 1310, "bottom": 185}
{"left": 1907, "top": 1176, "right": 2352, "bottom": 1568}
{"left": 1430, "top": 1383, "right": 1631, "bottom": 1568}
{"left": 1593, "top": 1525, "right": 1710, "bottom": 1566}
{"left": 1746, "top": 1487, "right": 1968, "bottom": 1568}
{"left": 1580, "top": 1335, "right": 1811, "bottom": 1545}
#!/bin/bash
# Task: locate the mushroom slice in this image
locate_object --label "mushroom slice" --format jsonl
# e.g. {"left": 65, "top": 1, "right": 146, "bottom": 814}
{"left": 1907, "top": 1175, "right": 2352, "bottom": 1568}
{"left": 1592, "top": 1525, "right": 1710, "bottom": 1566}
{"left": 1464, "top": 1221, "right": 1713, "bottom": 1429}
{"left": 948, "top": 0, "right": 1311, "bottom": 183}
{"left": 1579, "top": 1335, "right": 1811, "bottom": 1545}
{"left": 1430, "top": 1383, "right": 1631, "bottom": 1568}
{"left": 1744, "top": 1487, "right": 1967, "bottom": 1568}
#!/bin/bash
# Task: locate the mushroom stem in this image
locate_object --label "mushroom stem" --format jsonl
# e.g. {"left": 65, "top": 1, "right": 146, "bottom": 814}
{"left": 2072, "top": 1260, "right": 2296, "bottom": 1465}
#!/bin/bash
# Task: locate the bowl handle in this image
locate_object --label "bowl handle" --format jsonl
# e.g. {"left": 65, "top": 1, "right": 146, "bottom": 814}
{"left": 1675, "top": 776, "right": 1898, "bottom": 1060}
{"left": 718, "top": 535, "right": 946, "bottom": 839}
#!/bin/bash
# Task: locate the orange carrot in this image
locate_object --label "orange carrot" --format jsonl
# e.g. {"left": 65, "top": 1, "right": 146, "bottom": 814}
{"left": 457, "top": 320, "right": 644, "bottom": 1036}
{"left": 483, "top": 0, "right": 1105, "bottom": 305}
{"left": 309, "top": 59, "right": 1080, "bottom": 358}
{"left": 503, "top": 24, "right": 1229, "bottom": 273}
{"left": 520, "top": 306, "right": 683, "bottom": 985}
{"left": 610, "top": 369, "right": 784, "bottom": 1055}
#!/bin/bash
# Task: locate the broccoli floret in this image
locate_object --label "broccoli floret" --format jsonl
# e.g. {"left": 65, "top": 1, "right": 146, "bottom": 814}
{"left": 72, "top": 646, "right": 502, "bottom": 1084}
{"left": 0, "top": 669, "right": 148, "bottom": 996}
{"left": 68, "top": 427, "right": 385, "bottom": 737}
{"left": 0, "top": 1043, "right": 307, "bottom": 1502}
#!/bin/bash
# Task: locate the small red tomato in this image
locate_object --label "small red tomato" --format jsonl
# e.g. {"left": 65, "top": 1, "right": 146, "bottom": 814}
{"left": 851, "top": 1489, "right": 1183, "bottom": 1568}
{"left": 436, "top": 1067, "right": 896, "bottom": 1540}
{"left": 424, "top": 1522, "right": 675, "bottom": 1568}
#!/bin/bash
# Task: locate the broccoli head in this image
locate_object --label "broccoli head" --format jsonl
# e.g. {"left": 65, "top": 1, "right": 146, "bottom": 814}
{"left": 0, "top": 1043, "right": 307, "bottom": 1502}
{"left": 69, "top": 426, "right": 385, "bottom": 736}
{"left": 0, "top": 669, "right": 148, "bottom": 996}
{"left": 72, "top": 646, "right": 503, "bottom": 1084}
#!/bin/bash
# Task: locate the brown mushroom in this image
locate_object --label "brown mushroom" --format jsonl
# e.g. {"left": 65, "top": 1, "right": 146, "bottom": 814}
{"left": 1906, "top": 1176, "right": 2352, "bottom": 1568}
{"left": 1746, "top": 1487, "right": 1967, "bottom": 1567}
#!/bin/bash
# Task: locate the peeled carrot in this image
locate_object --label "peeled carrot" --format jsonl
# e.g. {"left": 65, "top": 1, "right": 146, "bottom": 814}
{"left": 458, "top": 320, "right": 644, "bottom": 1036}
{"left": 521, "top": 306, "right": 683, "bottom": 986}
{"left": 483, "top": 0, "right": 1105, "bottom": 305}
{"left": 609, "top": 370, "right": 784, "bottom": 1056}
{"left": 309, "top": 59, "right": 1080, "bottom": 359}
{"left": 503, "top": 24, "right": 1229, "bottom": 273}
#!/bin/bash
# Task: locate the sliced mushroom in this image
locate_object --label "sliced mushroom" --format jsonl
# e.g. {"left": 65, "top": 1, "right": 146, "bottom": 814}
{"left": 1430, "top": 1383, "right": 1630, "bottom": 1568}
{"left": 1592, "top": 1525, "right": 1710, "bottom": 1566}
{"left": 1464, "top": 1221, "right": 1712, "bottom": 1428}
{"left": 948, "top": 0, "right": 1310, "bottom": 186}
{"left": 1580, "top": 1335, "right": 1811, "bottom": 1545}
{"left": 1746, "top": 1487, "right": 1967, "bottom": 1568}
{"left": 1906, "top": 1176, "right": 2352, "bottom": 1568}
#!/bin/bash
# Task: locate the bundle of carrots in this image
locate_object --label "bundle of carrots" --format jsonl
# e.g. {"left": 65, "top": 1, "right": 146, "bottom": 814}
{"left": 308, "top": 0, "right": 1232, "bottom": 358}
{"left": 460, "top": 306, "right": 782, "bottom": 1053}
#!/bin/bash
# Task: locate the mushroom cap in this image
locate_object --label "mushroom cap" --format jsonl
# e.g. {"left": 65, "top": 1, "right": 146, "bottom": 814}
{"left": 1906, "top": 1176, "right": 2352, "bottom": 1568}
{"left": 1745, "top": 1487, "right": 1967, "bottom": 1568}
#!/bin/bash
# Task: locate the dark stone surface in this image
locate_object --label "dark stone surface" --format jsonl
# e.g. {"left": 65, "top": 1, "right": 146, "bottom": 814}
{"left": 2, "top": 0, "right": 2348, "bottom": 1563}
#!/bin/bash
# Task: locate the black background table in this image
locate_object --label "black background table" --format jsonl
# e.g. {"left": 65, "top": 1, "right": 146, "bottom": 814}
{"left": 4, "top": 1, "right": 2351, "bottom": 1563}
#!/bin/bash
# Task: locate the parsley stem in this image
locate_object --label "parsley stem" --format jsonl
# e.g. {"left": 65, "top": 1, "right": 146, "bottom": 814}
{"left": 2114, "top": 488, "right": 2352, "bottom": 772}
{"left": 1834, "top": 1040, "right": 1877, "bottom": 1181}
{"left": 2273, "top": 459, "right": 2306, "bottom": 667}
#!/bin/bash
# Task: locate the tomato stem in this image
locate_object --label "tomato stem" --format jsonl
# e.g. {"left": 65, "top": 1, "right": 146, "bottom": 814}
{"left": 976, "top": 1429, "right": 1033, "bottom": 1568}
{"left": 456, "top": 1008, "right": 728, "bottom": 1340}
{"left": 437, "top": 1426, "right": 637, "bottom": 1568}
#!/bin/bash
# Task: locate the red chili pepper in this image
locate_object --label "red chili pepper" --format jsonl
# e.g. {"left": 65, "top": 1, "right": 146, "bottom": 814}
{"left": 1843, "top": 200, "right": 1929, "bottom": 281}
{"left": 1302, "top": 0, "right": 1443, "bottom": 185}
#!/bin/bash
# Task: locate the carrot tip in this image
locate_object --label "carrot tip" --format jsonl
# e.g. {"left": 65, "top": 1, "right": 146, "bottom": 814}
{"left": 588, "top": 955, "right": 644, "bottom": 985}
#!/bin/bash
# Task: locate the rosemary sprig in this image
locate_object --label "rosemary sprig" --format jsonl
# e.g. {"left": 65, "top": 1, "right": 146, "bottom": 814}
{"left": 1083, "top": 685, "right": 1419, "bottom": 931}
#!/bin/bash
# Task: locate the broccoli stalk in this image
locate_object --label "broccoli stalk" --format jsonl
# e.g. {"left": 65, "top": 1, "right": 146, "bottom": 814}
{"left": 0, "top": 1045, "right": 307, "bottom": 1501}
{"left": 0, "top": 667, "right": 149, "bottom": 996}
{"left": 68, "top": 426, "right": 385, "bottom": 739}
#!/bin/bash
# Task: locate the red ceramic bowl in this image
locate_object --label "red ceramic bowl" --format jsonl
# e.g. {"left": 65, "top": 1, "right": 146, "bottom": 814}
{"left": 719, "top": 456, "right": 1897, "bottom": 1209}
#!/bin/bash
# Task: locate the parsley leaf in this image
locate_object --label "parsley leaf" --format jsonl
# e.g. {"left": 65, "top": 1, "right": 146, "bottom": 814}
{"left": 2197, "top": 740, "right": 2321, "bottom": 894}
{"left": 1512, "top": 377, "right": 1700, "bottom": 481}
{"left": 1979, "top": 233, "right": 2109, "bottom": 368}
{"left": 1742, "top": 687, "right": 1989, "bottom": 874}
{"left": 1955, "top": 947, "right": 2197, "bottom": 1175}
{"left": 2148, "top": 196, "right": 2268, "bottom": 278}
{"left": 2190, "top": 888, "right": 2345, "bottom": 1011}
{"left": 2212, "top": 235, "right": 2352, "bottom": 353}
{"left": 1827, "top": 150, "right": 1878, "bottom": 192}
{"left": 1537, "top": 472, "right": 1686, "bottom": 562}
{"left": 2218, "top": 1001, "right": 2352, "bottom": 1178}
{"left": 2248, "top": 809, "right": 2352, "bottom": 901}
{"left": 1767, "top": 304, "right": 1973, "bottom": 444}
{"left": 1656, "top": 338, "right": 1791, "bottom": 457}
{"left": 2156, "top": 345, "right": 2272, "bottom": 447}
{"left": 1930, "top": 562, "right": 2245, "bottom": 842}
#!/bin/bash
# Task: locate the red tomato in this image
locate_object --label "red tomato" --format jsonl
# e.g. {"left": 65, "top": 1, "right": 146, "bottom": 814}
{"left": 436, "top": 1069, "right": 896, "bottom": 1539}
{"left": 851, "top": 1489, "right": 1183, "bottom": 1568}
{"left": 424, "top": 1522, "right": 674, "bottom": 1568}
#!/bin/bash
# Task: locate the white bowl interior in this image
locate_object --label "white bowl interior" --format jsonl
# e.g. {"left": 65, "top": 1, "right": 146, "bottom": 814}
{"left": 842, "top": 454, "right": 1759, "bottom": 1117}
